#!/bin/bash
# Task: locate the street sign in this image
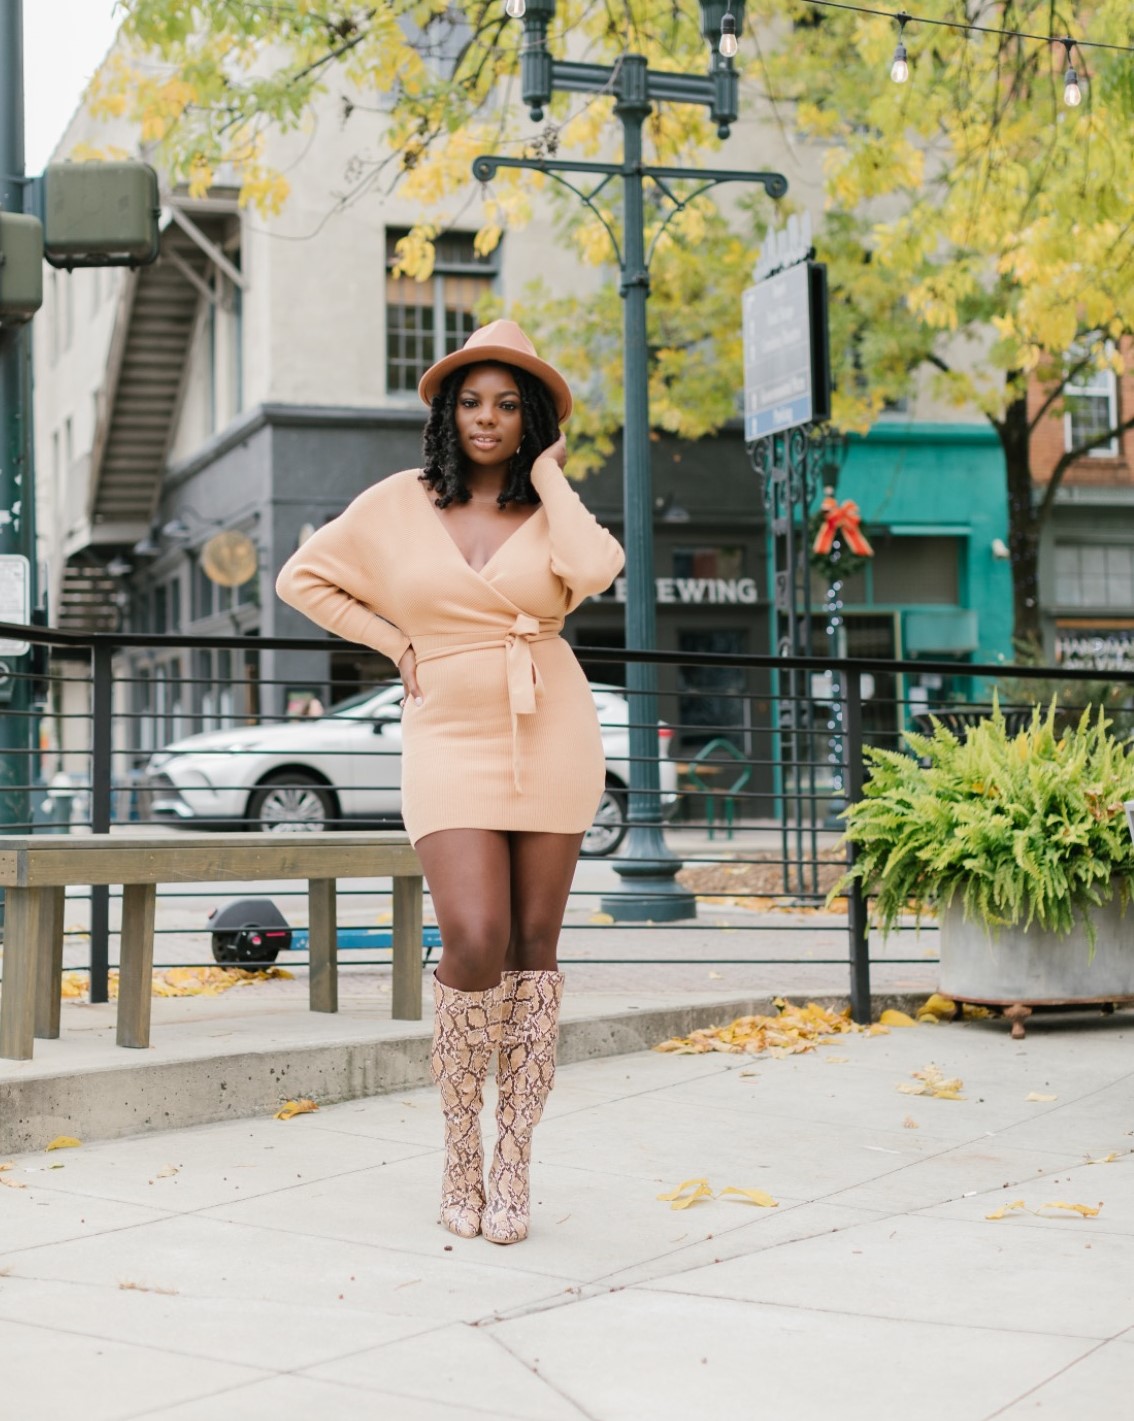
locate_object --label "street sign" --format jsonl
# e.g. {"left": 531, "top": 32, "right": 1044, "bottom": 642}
{"left": 0, "top": 554, "right": 30, "bottom": 654}
{"left": 743, "top": 260, "right": 831, "bottom": 441}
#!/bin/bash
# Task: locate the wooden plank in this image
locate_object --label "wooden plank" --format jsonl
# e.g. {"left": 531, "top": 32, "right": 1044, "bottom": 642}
{"left": 0, "top": 833, "right": 421, "bottom": 887}
{"left": 308, "top": 879, "right": 337, "bottom": 1014}
{"left": 34, "top": 886, "right": 66, "bottom": 1039}
{"left": 0, "top": 887, "right": 42, "bottom": 1060}
{"left": 392, "top": 875, "right": 425, "bottom": 1021}
{"left": 116, "top": 883, "right": 157, "bottom": 1048}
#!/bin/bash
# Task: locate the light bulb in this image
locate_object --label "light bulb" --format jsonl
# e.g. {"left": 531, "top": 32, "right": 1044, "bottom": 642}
{"left": 1064, "top": 67, "right": 1082, "bottom": 106}
{"left": 504, "top": 0, "right": 525, "bottom": 17}
{"left": 719, "top": 14, "right": 738, "bottom": 59}
{"left": 890, "top": 42, "right": 908, "bottom": 84}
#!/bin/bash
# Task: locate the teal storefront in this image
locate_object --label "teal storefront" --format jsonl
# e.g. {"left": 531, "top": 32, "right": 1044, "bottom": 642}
{"left": 817, "top": 422, "right": 1012, "bottom": 734}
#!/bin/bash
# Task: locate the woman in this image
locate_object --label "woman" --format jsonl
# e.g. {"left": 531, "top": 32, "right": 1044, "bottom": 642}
{"left": 276, "top": 321, "right": 624, "bottom": 1244}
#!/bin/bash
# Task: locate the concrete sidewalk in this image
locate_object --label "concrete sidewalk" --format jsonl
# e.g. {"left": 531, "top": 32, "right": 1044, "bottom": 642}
{"left": 2, "top": 1007, "right": 1132, "bottom": 1420}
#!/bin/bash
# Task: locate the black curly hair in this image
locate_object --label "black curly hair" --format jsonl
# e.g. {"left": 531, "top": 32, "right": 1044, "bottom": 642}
{"left": 420, "top": 361, "right": 560, "bottom": 509}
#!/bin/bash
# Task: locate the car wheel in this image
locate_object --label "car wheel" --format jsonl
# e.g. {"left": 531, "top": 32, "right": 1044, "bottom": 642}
{"left": 247, "top": 773, "right": 336, "bottom": 833}
{"left": 581, "top": 784, "right": 627, "bottom": 857}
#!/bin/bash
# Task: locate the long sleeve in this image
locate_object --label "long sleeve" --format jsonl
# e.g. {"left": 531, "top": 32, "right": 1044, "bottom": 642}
{"left": 529, "top": 456, "right": 624, "bottom": 612}
{"left": 276, "top": 484, "right": 411, "bottom": 666}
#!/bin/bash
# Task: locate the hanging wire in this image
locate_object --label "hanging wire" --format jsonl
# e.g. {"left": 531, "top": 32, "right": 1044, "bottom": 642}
{"left": 800, "top": 0, "right": 1134, "bottom": 56}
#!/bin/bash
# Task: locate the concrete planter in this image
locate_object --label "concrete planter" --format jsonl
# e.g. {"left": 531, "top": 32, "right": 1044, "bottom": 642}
{"left": 938, "top": 893, "right": 1134, "bottom": 1037}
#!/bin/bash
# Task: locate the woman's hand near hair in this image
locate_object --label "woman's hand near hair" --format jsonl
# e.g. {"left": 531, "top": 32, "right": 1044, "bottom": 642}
{"left": 398, "top": 647, "right": 423, "bottom": 706}
{"left": 539, "top": 434, "right": 567, "bottom": 470}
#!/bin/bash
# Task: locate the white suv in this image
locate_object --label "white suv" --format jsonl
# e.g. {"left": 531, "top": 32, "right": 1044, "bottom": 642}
{"left": 142, "top": 682, "right": 679, "bottom": 856}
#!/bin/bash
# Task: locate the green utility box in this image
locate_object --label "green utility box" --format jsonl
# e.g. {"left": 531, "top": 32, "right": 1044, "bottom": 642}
{"left": 0, "top": 211, "right": 44, "bottom": 324}
{"left": 41, "top": 161, "right": 161, "bottom": 268}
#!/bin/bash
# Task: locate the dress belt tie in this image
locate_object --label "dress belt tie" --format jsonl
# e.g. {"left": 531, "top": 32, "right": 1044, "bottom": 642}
{"left": 413, "top": 613, "right": 559, "bottom": 792}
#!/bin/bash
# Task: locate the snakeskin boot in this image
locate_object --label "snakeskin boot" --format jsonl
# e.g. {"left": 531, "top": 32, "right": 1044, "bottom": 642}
{"left": 430, "top": 975, "right": 504, "bottom": 1239}
{"left": 482, "top": 970, "right": 565, "bottom": 1245}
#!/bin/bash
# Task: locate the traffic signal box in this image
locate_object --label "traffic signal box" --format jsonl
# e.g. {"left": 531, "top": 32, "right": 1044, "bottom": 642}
{"left": 0, "top": 211, "right": 43, "bottom": 325}
{"left": 41, "top": 161, "right": 161, "bottom": 268}
{"left": 0, "top": 160, "right": 160, "bottom": 324}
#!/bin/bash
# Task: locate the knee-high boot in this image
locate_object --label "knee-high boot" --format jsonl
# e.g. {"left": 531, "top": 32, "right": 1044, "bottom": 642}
{"left": 482, "top": 970, "right": 564, "bottom": 1245}
{"left": 430, "top": 975, "right": 503, "bottom": 1239}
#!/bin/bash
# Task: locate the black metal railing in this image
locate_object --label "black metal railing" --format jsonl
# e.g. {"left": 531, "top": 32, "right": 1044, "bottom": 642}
{"left": 3, "top": 617, "right": 1132, "bottom": 1021}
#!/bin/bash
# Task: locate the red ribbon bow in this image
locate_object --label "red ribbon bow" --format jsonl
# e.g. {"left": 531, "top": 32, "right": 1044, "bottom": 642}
{"left": 812, "top": 496, "right": 874, "bottom": 558}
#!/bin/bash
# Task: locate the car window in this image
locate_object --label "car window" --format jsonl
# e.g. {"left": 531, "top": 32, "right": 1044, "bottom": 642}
{"left": 327, "top": 683, "right": 403, "bottom": 719}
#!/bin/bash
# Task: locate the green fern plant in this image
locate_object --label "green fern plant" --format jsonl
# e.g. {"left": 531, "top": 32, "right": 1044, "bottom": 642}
{"left": 833, "top": 699, "right": 1134, "bottom": 944}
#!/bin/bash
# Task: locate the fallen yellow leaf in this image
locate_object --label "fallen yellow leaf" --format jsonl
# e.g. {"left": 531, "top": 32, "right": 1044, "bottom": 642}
{"left": 718, "top": 1186, "right": 778, "bottom": 1208}
{"left": 1041, "top": 1201, "right": 1101, "bottom": 1218}
{"left": 898, "top": 1065, "right": 965, "bottom": 1100}
{"left": 986, "top": 1200, "right": 1027, "bottom": 1220}
{"left": 274, "top": 1099, "right": 318, "bottom": 1121}
{"left": 902, "top": 1115, "right": 919, "bottom": 1129}
{"left": 1085, "top": 1153, "right": 1118, "bottom": 1165}
{"left": 0, "top": 1162, "right": 13, "bottom": 1172}
{"left": 0, "top": 1175, "right": 27, "bottom": 1190}
{"left": 865, "top": 1023, "right": 891, "bottom": 1036}
{"left": 1025, "top": 1093, "right": 1058, "bottom": 1102}
{"left": 656, "top": 1177, "right": 713, "bottom": 1210}
{"left": 154, "top": 1165, "right": 180, "bottom": 1179}
{"left": 588, "top": 912, "right": 614, "bottom": 925}
{"left": 45, "top": 1136, "right": 81, "bottom": 1152}
{"left": 920, "top": 993, "right": 957, "bottom": 1020}
{"left": 656, "top": 1000, "right": 865, "bottom": 1056}
{"left": 879, "top": 1009, "right": 917, "bottom": 1027}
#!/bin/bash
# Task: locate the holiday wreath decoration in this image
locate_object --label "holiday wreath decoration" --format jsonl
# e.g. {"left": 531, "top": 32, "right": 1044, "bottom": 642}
{"left": 810, "top": 489, "right": 874, "bottom": 580}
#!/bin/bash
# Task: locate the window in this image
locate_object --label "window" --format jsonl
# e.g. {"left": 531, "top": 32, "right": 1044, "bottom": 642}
{"left": 1065, "top": 360, "right": 1119, "bottom": 457}
{"left": 677, "top": 629, "right": 748, "bottom": 748}
{"left": 1055, "top": 542, "right": 1134, "bottom": 608}
{"left": 811, "top": 535, "right": 960, "bottom": 606}
{"left": 385, "top": 229, "right": 497, "bottom": 395}
{"left": 673, "top": 547, "right": 744, "bottom": 580}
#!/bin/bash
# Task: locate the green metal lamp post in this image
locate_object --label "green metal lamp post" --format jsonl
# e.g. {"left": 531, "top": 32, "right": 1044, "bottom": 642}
{"left": 0, "top": 0, "right": 36, "bottom": 871}
{"left": 475, "top": 0, "right": 787, "bottom": 920}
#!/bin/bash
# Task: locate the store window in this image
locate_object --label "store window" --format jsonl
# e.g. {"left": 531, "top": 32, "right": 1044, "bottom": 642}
{"left": 673, "top": 547, "right": 744, "bottom": 580}
{"left": 812, "top": 535, "right": 960, "bottom": 606}
{"left": 1055, "top": 542, "right": 1134, "bottom": 608}
{"left": 385, "top": 229, "right": 497, "bottom": 395}
{"left": 1065, "top": 360, "right": 1118, "bottom": 457}
{"left": 677, "top": 629, "right": 748, "bottom": 748}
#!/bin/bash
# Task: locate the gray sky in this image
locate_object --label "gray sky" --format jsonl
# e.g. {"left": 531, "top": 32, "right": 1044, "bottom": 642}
{"left": 23, "top": 1, "right": 122, "bottom": 173}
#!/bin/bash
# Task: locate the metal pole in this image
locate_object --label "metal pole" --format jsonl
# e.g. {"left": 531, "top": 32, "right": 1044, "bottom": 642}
{"left": 89, "top": 643, "right": 113, "bottom": 1002}
{"left": 843, "top": 670, "right": 871, "bottom": 1022}
{"left": 601, "top": 58, "right": 695, "bottom": 922}
{"left": 0, "top": 0, "right": 33, "bottom": 887}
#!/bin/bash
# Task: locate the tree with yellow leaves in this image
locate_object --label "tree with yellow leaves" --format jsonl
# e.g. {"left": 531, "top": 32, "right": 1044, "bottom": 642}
{"left": 749, "top": 0, "right": 1134, "bottom": 651}
{"left": 105, "top": 2, "right": 1134, "bottom": 650}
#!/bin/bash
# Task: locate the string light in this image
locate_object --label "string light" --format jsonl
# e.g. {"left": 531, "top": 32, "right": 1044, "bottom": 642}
{"left": 890, "top": 10, "right": 910, "bottom": 83}
{"left": 1062, "top": 38, "right": 1083, "bottom": 106}
{"left": 504, "top": 0, "right": 526, "bottom": 17}
{"left": 719, "top": 10, "right": 739, "bottom": 59}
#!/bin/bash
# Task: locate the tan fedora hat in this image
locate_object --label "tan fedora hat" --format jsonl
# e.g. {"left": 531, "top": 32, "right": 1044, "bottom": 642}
{"left": 418, "top": 319, "right": 573, "bottom": 423}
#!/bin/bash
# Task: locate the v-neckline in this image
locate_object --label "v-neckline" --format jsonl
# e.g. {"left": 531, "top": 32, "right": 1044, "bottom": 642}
{"left": 419, "top": 479, "right": 541, "bottom": 578}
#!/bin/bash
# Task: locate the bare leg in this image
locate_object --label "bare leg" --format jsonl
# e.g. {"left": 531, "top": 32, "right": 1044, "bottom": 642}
{"left": 415, "top": 828, "right": 512, "bottom": 992}
{"left": 504, "top": 830, "right": 585, "bottom": 970}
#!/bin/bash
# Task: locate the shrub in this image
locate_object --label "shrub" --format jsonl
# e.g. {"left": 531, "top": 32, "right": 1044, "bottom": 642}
{"left": 833, "top": 699, "right": 1134, "bottom": 944}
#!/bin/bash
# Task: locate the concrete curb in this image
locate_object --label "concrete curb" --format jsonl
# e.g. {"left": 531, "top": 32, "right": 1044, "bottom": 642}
{"left": 0, "top": 991, "right": 930, "bottom": 1155}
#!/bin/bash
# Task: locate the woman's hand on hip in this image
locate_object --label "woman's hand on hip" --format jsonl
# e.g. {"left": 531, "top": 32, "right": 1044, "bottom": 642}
{"left": 398, "top": 647, "right": 423, "bottom": 706}
{"left": 539, "top": 434, "right": 567, "bottom": 470}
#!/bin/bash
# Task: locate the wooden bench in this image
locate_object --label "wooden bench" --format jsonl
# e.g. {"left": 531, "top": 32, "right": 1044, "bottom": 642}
{"left": 0, "top": 832, "right": 425, "bottom": 1061}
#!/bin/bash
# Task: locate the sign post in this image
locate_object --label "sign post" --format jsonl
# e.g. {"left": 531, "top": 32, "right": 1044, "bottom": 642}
{"left": 744, "top": 218, "right": 835, "bottom": 899}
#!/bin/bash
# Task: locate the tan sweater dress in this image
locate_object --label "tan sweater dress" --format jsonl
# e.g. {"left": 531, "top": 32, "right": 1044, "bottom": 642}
{"left": 275, "top": 457, "right": 625, "bottom": 844}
